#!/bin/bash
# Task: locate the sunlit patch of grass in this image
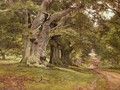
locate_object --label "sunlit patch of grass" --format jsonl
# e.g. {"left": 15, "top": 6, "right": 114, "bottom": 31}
{"left": 0, "top": 60, "right": 19, "bottom": 64}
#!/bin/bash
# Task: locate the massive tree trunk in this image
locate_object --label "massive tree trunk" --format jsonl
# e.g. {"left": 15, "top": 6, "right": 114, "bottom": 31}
{"left": 20, "top": 0, "right": 84, "bottom": 67}
{"left": 25, "top": 28, "right": 50, "bottom": 67}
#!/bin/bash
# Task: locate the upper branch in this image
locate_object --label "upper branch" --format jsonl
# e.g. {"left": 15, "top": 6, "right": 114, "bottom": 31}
{"left": 41, "top": 0, "right": 53, "bottom": 11}
{"left": 31, "top": 0, "right": 84, "bottom": 30}
{"left": 48, "top": 9, "right": 71, "bottom": 24}
{"left": 48, "top": 1, "right": 84, "bottom": 23}
{"left": 57, "top": 14, "right": 70, "bottom": 27}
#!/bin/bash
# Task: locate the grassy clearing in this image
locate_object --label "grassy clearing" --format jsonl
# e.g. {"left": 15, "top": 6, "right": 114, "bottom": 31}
{"left": 0, "top": 64, "right": 106, "bottom": 90}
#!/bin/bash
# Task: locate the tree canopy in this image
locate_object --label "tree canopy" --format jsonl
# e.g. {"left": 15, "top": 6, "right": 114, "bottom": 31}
{"left": 0, "top": 0, "right": 120, "bottom": 66}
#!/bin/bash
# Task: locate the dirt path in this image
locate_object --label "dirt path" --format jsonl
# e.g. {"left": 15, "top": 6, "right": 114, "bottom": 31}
{"left": 0, "top": 75, "right": 34, "bottom": 90}
{"left": 95, "top": 69, "right": 120, "bottom": 90}
{"left": 78, "top": 68, "right": 120, "bottom": 90}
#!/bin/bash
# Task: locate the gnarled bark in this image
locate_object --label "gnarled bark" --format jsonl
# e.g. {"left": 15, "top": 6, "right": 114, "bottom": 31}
{"left": 21, "top": 35, "right": 31, "bottom": 63}
{"left": 21, "top": 0, "right": 84, "bottom": 67}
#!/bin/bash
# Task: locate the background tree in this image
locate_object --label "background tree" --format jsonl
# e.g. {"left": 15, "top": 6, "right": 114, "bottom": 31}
{"left": 0, "top": 7, "right": 23, "bottom": 60}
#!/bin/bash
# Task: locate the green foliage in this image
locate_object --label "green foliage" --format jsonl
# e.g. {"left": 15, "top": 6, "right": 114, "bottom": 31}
{"left": 0, "top": 3, "right": 22, "bottom": 57}
{"left": 12, "top": 1, "right": 41, "bottom": 12}
{"left": 0, "top": 0, "right": 119, "bottom": 66}
{"left": 0, "top": 0, "right": 41, "bottom": 58}
{"left": 97, "top": 15, "right": 120, "bottom": 65}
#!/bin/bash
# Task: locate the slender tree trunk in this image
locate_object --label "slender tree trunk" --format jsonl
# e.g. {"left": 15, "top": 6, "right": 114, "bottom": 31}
{"left": 1, "top": 52, "right": 6, "bottom": 60}
{"left": 50, "top": 45, "right": 73, "bottom": 66}
{"left": 116, "top": 59, "right": 120, "bottom": 65}
{"left": 0, "top": 52, "right": 6, "bottom": 60}
{"left": 61, "top": 48, "right": 72, "bottom": 65}
{"left": 49, "top": 35, "right": 63, "bottom": 65}
{"left": 50, "top": 45, "right": 62, "bottom": 65}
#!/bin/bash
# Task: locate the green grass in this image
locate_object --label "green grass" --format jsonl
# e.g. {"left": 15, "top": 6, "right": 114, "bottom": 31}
{"left": 0, "top": 64, "right": 106, "bottom": 90}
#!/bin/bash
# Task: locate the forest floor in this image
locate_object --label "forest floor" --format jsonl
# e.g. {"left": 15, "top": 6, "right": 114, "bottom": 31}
{"left": 0, "top": 61, "right": 119, "bottom": 90}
